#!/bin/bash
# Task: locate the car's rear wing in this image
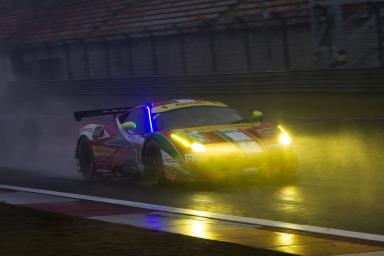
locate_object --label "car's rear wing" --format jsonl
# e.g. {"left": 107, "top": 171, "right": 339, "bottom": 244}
{"left": 74, "top": 106, "right": 134, "bottom": 121}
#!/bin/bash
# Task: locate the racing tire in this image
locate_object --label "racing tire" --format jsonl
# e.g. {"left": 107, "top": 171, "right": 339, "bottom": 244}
{"left": 143, "top": 140, "right": 165, "bottom": 185}
{"left": 77, "top": 137, "right": 95, "bottom": 180}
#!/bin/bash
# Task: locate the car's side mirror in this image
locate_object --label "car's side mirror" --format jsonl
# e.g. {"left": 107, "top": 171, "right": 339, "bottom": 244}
{"left": 252, "top": 111, "right": 263, "bottom": 122}
{"left": 121, "top": 121, "right": 137, "bottom": 130}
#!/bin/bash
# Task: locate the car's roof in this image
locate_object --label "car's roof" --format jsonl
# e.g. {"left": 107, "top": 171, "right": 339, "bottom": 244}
{"left": 152, "top": 98, "right": 206, "bottom": 107}
{"left": 151, "top": 99, "right": 228, "bottom": 114}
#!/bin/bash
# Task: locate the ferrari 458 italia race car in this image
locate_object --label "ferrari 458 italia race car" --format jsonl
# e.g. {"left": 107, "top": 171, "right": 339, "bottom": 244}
{"left": 74, "top": 99, "right": 297, "bottom": 184}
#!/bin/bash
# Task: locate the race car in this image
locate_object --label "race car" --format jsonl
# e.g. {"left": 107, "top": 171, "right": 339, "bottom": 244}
{"left": 74, "top": 99, "right": 297, "bottom": 184}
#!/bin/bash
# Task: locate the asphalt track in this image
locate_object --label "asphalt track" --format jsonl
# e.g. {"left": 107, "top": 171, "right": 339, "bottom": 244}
{"left": 0, "top": 119, "right": 383, "bottom": 237}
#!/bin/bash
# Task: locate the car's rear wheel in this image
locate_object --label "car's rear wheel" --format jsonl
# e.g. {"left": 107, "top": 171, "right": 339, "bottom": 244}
{"left": 78, "top": 137, "right": 95, "bottom": 179}
{"left": 143, "top": 140, "right": 165, "bottom": 185}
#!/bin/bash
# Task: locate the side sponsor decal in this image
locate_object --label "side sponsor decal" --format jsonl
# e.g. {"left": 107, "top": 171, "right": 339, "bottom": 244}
{"left": 184, "top": 154, "right": 195, "bottom": 164}
{"left": 164, "top": 166, "right": 177, "bottom": 181}
{"left": 217, "top": 129, "right": 253, "bottom": 142}
{"left": 161, "top": 149, "right": 184, "bottom": 182}
{"left": 92, "top": 146, "right": 116, "bottom": 157}
{"left": 216, "top": 129, "right": 264, "bottom": 154}
{"left": 161, "top": 150, "right": 180, "bottom": 166}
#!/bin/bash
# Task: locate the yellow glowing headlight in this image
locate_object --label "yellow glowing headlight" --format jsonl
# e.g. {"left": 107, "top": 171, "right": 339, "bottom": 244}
{"left": 191, "top": 143, "right": 207, "bottom": 152}
{"left": 170, "top": 133, "right": 191, "bottom": 148}
{"left": 170, "top": 133, "right": 207, "bottom": 153}
{"left": 278, "top": 125, "right": 292, "bottom": 145}
{"left": 279, "top": 133, "right": 292, "bottom": 145}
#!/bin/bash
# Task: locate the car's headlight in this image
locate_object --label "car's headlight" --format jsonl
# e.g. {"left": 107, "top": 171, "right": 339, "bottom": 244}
{"left": 278, "top": 125, "right": 292, "bottom": 146}
{"left": 170, "top": 133, "right": 207, "bottom": 153}
{"left": 191, "top": 142, "right": 207, "bottom": 152}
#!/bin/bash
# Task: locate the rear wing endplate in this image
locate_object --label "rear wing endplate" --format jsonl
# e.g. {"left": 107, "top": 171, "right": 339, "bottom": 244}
{"left": 74, "top": 106, "right": 134, "bottom": 121}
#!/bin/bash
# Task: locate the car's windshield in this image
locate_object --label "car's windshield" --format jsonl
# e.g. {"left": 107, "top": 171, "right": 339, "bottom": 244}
{"left": 154, "top": 106, "right": 248, "bottom": 130}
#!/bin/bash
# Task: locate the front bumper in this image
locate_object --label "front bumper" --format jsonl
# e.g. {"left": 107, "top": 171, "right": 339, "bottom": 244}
{"left": 184, "top": 146, "right": 297, "bottom": 180}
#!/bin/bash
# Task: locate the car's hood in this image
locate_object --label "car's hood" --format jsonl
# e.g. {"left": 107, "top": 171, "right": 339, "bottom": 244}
{"left": 170, "top": 122, "right": 278, "bottom": 145}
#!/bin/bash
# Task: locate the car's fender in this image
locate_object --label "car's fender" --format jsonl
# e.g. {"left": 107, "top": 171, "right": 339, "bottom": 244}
{"left": 143, "top": 133, "right": 193, "bottom": 181}
{"left": 79, "top": 124, "right": 110, "bottom": 141}
{"left": 75, "top": 124, "right": 110, "bottom": 158}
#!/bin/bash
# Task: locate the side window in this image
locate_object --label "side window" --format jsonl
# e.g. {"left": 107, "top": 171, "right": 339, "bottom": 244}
{"left": 123, "top": 108, "right": 147, "bottom": 134}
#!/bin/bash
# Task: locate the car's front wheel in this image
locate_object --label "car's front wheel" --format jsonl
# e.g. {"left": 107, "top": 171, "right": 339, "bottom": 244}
{"left": 143, "top": 140, "right": 165, "bottom": 185}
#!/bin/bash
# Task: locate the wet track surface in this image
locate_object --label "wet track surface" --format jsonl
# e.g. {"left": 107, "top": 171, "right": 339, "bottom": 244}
{"left": 0, "top": 119, "right": 383, "bottom": 235}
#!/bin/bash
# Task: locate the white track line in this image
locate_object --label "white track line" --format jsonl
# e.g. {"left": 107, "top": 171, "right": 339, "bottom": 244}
{"left": 1, "top": 184, "right": 384, "bottom": 243}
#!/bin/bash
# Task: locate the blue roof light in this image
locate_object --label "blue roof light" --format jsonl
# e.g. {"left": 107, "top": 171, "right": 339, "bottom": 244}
{"left": 145, "top": 105, "right": 154, "bottom": 133}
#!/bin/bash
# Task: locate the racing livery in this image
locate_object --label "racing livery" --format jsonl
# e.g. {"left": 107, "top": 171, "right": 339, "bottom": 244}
{"left": 74, "top": 99, "right": 297, "bottom": 184}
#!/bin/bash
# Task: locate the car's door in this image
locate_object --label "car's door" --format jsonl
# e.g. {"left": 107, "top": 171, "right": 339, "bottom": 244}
{"left": 115, "top": 106, "right": 149, "bottom": 170}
